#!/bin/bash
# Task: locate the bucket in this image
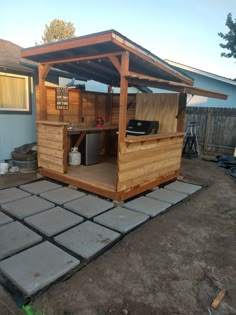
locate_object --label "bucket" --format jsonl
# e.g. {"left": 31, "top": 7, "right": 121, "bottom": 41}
{"left": 0, "top": 163, "right": 9, "bottom": 174}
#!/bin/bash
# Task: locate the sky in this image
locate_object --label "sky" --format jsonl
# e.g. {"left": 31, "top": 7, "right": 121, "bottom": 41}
{"left": 0, "top": 0, "right": 235, "bottom": 79}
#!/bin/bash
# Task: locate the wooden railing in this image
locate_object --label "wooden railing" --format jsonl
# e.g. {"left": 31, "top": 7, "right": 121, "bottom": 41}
{"left": 117, "top": 133, "right": 184, "bottom": 192}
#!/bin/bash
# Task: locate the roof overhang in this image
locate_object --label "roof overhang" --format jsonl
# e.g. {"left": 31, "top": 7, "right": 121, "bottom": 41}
{"left": 21, "top": 30, "right": 228, "bottom": 100}
{"left": 127, "top": 72, "right": 228, "bottom": 99}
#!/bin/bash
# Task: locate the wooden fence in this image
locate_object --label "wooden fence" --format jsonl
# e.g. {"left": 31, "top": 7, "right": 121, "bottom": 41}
{"left": 185, "top": 107, "right": 236, "bottom": 155}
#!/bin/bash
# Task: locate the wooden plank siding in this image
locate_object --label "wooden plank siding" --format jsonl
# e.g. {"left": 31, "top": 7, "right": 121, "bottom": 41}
{"left": 37, "top": 123, "right": 67, "bottom": 174}
{"left": 186, "top": 107, "right": 236, "bottom": 155}
{"left": 117, "top": 134, "right": 184, "bottom": 192}
{"left": 135, "top": 93, "right": 179, "bottom": 133}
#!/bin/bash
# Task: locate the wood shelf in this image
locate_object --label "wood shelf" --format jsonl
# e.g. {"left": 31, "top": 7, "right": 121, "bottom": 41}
{"left": 125, "top": 132, "right": 184, "bottom": 143}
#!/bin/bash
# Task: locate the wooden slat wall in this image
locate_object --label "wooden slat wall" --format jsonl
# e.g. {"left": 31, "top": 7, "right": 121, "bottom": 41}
{"left": 37, "top": 123, "right": 67, "bottom": 174}
{"left": 135, "top": 93, "right": 179, "bottom": 133}
{"left": 117, "top": 135, "right": 183, "bottom": 192}
{"left": 36, "top": 86, "right": 115, "bottom": 124}
{"left": 186, "top": 107, "right": 236, "bottom": 155}
{"left": 111, "top": 94, "right": 136, "bottom": 125}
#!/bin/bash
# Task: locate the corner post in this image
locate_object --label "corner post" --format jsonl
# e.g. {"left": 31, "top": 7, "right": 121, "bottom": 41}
{"left": 118, "top": 52, "right": 129, "bottom": 142}
{"left": 38, "top": 63, "right": 51, "bottom": 120}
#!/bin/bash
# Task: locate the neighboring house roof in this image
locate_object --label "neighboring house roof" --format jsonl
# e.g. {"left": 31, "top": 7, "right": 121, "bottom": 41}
{"left": 165, "top": 59, "right": 236, "bottom": 87}
{"left": 0, "top": 39, "right": 81, "bottom": 79}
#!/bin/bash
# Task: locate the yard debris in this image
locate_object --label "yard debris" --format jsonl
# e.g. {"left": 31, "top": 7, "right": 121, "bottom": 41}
{"left": 216, "top": 155, "right": 236, "bottom": 168}
{"left": 211, "top": 289, "right": 227, "bottom": 309}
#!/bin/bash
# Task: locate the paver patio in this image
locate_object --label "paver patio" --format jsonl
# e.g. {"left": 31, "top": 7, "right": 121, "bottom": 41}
{"left": 24, "top": 207, "right": 84, "bottom": 237}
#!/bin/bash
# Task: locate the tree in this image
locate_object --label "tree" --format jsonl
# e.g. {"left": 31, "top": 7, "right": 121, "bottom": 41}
{"left": 218, "top": 13, "right": 236, "bottom": 59}
{"left": 40, "top": 19, "right": 76, "bottom": 44}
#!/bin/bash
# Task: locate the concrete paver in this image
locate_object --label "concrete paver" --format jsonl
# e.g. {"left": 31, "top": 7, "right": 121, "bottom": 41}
{"left": 0, "top": 241, "right": 80, "bottom": 296}
{"left": 146, "top": 188, "right": 188, "bottom": 204}
{"left": 0, "top": 188, "right": 30, "bottom": 205}
{"left": 164, "top": 180, "right": 201, "bottom": 195}
{"left": 25, "top": 207, "right": 84, "bottom": 237}
{"left": 94, "top": 207, "right": 149, "bottom": 234}
{"left": 20, "top": 180, "right": 62, "bottom": 195}
{"left": 0, "top": 221, "right": 42, "bottom": 260}
{"left": 54, "top": 221, "right": 120, "bottom": 259}
{"left": 124, "top": 196, "right": 171, "bottom": 217}
{"left": 2, "top": 195, "right": 55, "bottom": 219}
{"left": 0, "top": 211, "right": 13, "bottom": 226}
{"left": 64, "top": 195, "right": 114, "bottom": 218}
{"left": 40, "top": 187, "right": 86, "bottom": 205}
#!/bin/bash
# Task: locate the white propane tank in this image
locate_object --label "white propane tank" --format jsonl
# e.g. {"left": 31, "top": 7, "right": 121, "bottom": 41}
{"left": 68, "top": 147, "right": 81, "bottom": 166}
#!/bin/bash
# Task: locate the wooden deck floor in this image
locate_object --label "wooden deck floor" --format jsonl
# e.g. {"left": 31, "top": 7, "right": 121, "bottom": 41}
{"left": 67, "top": 161, "right": 117, "bottom": 191}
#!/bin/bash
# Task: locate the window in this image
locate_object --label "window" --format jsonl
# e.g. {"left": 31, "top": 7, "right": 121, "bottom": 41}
{"left": 0, "top": 72, "right": 31, "bottom": 112}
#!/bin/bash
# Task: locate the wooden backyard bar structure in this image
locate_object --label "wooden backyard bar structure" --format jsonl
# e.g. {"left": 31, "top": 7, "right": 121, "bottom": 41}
{"left": 22, "top": 30, "right": 227, "bottom": 201}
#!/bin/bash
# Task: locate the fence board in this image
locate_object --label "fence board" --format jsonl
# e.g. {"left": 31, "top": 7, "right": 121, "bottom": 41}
{"left": 186, "top": 107, "right": 236, "bottom": 155}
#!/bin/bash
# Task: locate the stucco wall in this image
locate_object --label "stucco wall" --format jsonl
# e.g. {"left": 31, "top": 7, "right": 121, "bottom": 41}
{"left": 0, "top": 84, "right": 36, "bottom": 161}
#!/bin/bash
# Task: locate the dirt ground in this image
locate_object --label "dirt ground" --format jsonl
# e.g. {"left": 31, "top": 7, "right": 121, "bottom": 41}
{"left": 0, "top": 159, "right": 236, "bottom": 315}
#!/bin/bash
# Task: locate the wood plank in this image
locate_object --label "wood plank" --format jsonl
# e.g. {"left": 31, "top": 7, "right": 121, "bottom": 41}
{"left": 38, "top": 154, "right": 64, "bottom": 167}
{"left": 119, "top": 144, "right": 182, "bottom": 164}
{"left": 135, "top": 93, "right": 179, "bottom": 133}
{"left": 118, "top": 158, "right": 181, "bottom": 182}
{"left": 38, "top": 133, "right": 64, "bottom": 141}
{"left": 44, "top": 51, "right": 125, "bottom": 66}
{"left": 38, "top": 162, "right": 64, "bottom": 174}
{"left": 38, "top": 147, "right": 64, "bottom": 158}
{"left": 211, "top": 289, "right": 227, "bottom": 309}
{"left": 109, "top": 55, "right": 121, "bottom": 73}
{"left": 37, "top": 121, "right": 69, "bottom": 126}
{"left": 37, "top": 138, "right": 64, "bottom": 150}
{"left": 118, "top": 52, "right": 129, "bottom": 142}
{"left": 117, "top": 163, "right": 180, "bottom": 191}
{"left": 38, "top": 64, "right": 47, "bottom": 120}
{"left": 119, "top": 170, "right": 179, "bottom": 201}
{"left": 22, "top": 33, "right": 113, "bottom": 57}
{"left": 121, "top": 136, "right": 184, "bottom": 153}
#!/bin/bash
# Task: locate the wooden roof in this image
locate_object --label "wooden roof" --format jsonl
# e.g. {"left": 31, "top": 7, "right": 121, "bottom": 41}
{"left": 22, "top": 30, "right": 228, "bottom": 100}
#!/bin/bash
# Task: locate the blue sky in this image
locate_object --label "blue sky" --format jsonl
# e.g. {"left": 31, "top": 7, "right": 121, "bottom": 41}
{"left": 1, "top": 0, "right": 235, "bottom": 78}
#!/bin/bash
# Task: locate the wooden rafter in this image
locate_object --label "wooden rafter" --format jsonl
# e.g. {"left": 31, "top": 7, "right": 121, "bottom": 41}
{"left": 108, "top": 56, "right": 121, "bottom": 73}
{"left": 126, "top": 71, "right": 189, "bottom": 87}
{"left": 128, "top": 78, "right": 228, "bottom": 100}
{"left": 41, "top": 64, "right": 51, "bottom": 80}
{"left": 43, "top": 51, "right": 125, "bottom": 66}
{"left": 22, "top": 32, "right": 113, "bottom": 57}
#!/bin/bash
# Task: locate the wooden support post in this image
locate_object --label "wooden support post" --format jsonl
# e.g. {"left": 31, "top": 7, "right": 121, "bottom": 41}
{"left": 107, "top": 85, "right": 113, "bottom": 124}
{"left": 177, "top": 93, "right": 187, "bottom": 132}
{"left": 38, "top": 63, "right": 51, "bottom": 120}
{"left": 118, "top": 52, "right": 129, "bottom": 143}
{"left": 79, "top": 90, "right": 83, "bottom": 122}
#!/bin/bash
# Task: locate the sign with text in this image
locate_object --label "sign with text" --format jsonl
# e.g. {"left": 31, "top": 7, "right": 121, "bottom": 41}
{"left": 56, "top": 87, "right": 69, "bottom": 110}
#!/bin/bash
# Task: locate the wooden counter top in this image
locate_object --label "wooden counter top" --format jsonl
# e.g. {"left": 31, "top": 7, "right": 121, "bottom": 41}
{"left": 67, "top": 125, "right": 118, "bottom": 135}
{"left": 125, "top": 132, "right": 184, "bottom": 143}
{"left": 37, "top": 120, "right": 69, "bottom": 126}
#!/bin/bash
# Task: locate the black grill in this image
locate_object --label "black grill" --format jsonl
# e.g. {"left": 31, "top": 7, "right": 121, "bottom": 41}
{"left": 126, "top": 119, "right": 159, "bottom": 136}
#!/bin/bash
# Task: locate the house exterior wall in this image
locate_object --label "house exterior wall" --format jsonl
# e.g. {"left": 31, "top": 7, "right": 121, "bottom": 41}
{"left": 0, "top": 77, "right": 37, "bottom": 161}
{"left": 179, "top": 69, "right": 236, "bottom": 108}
